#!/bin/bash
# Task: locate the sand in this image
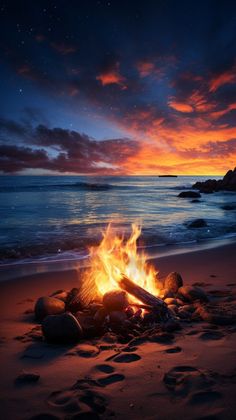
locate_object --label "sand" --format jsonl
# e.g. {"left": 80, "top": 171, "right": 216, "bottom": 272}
{"left": 0, "top": 242, "right": 236, "bottom": 420}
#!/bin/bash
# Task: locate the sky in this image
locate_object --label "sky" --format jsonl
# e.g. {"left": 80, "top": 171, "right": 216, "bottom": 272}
{"left": 0, "top": 0, "right": 236, "bottom": 175}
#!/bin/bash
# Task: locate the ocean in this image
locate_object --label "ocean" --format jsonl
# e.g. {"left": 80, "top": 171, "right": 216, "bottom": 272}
{"left": 0, "top": 175, "right": 236, "bottom": 265}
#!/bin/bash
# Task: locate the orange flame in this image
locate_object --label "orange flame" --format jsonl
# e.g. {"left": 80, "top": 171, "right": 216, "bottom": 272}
{"left": 86, "top": 223, "right": 160, "bottom": 301}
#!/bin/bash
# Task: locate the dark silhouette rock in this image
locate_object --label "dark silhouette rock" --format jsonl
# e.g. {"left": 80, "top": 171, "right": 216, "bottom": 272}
{"left": 178, "top": 191, "right": 201, "bottom": 198}
{"left": 34, "top": 296, "right": 65, "bottom": 321}
{"left": 192, "top": 167, "right": 236, "bottom": 192}
{"left": 42, "top": 312, "right": 83, "bottom": 343}
{"left": 187, "top": 219, "right": 207, "bottom": 228}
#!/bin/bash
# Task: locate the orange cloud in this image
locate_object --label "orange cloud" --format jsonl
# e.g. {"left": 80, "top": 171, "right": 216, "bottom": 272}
{"left": 96, "top": 67, "right": 126, "bottom": 89}
{"left": 210, "top": 102, "right": 236, "bottom": 119}
{"left": 209, "top": 69, "right": 236, "bottom": 92}
{"left": 168, "top": 101, "right": 194, "bottom": 113}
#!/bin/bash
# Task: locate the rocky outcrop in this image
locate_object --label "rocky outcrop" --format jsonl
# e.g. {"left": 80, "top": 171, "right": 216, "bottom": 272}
{"left": 192, "top": 167, "right": 236, "bottom": 193}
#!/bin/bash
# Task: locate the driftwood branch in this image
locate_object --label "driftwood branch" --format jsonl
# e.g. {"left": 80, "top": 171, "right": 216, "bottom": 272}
{"left": 119, "top": 274, "right": 172, "bottom": 320}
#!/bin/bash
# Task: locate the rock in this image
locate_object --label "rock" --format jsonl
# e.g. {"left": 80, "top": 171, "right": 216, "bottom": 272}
{"left": 88, "top": 302, "right": 103, "bottom": 314}
{"left": 109, "top": 311, "right": 127, "bottom": 324}
{"left": 159, "top": 288, "right": 175, "bottom": 299}
{"left": 187, "top": 219, "right": 207, "bottom": 228}
{"left": 178, "top": 286, "right": 208, "bottom": 303}
{"left": 164, "top": 272, "right": 183, "bottom": 293}
{"left": 178, "top": 308, "right": 191, "bottom": 319}
{"left": 181, "top": 304, "right": 195, "bottom": 313}
{"left": 50, "top": 291, "right": 68, "bottom": 302}
{"left": 192, "top": 167, "right": 236, "bottom": 192}
{"left": 34, "top": 296, "right": 65, "bottom": 321}
{"left": 42, "top": 313, "right": 83, "bottom": 343}
{"left": 164, "top": 297, "right": 178, "bottom": 305}
{"left": 167, "top": 304, "right": 178, "bottom": 314}
{"left": 94, "top": 307, "right": 107, "bottom": 325}
{"left": 178, "top": 191, "right": 201, "bottom": 198}
{"left": 76, "top": 311, "right": 100, "bottom": 338}
{"left": 103, "top": 290, "right": 129, "bottom": 312}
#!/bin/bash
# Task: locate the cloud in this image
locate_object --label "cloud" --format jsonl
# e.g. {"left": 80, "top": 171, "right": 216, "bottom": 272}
{"left": 168, "top": 101, "right": 194, "bottom": 113}
{"left": 0, "top": 120, "right": 138, "bottom": 174}
{"left": 209, "top": 67, "right": 236, "bottom": 92}
{"left": 96, "top": 62, "right": 126, "bottom": 89}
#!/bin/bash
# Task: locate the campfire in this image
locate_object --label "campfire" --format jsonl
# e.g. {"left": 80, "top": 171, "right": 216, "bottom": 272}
{"left": 34, "top": 223, "right": 233, "bottom": 345}
{"left": 80, "top": 223, "right": 168, "bottom": 318}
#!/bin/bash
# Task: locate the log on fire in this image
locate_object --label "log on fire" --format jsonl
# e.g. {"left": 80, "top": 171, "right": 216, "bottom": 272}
{"left": 119, "top": 274, "right": 172, "bottom": 320}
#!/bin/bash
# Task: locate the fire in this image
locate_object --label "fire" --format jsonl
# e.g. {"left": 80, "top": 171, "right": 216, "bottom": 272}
{"left": 85, "top": 223, "right": 160, "bottom": 301}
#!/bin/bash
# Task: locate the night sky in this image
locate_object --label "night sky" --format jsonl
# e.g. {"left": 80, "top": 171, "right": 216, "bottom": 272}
{"left": 0, "top": 0, "right": 236, "bottom": 175}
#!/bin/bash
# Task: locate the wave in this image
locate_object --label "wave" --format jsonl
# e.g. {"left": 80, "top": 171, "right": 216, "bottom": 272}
{"left": 0, "top": 181, "right": 132, "bottom": 193}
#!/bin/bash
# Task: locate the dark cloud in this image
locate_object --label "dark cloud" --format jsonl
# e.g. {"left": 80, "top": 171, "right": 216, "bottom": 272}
{"left": 0, "top": 119, "right": 138, "bottom": 174}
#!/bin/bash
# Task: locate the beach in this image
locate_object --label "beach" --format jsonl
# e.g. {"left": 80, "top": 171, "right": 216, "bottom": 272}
{"left": 1, "top": 241, "right": 236, "bottom": 420}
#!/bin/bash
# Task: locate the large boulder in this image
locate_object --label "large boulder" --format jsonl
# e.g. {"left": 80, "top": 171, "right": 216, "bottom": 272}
{"left": 103, "top": 290, "right": 129, "bottom": 312}
{"left": 34, "top": 296, "right": 65, "bottom": 321}
{"left": 178, "top": 191, "right": 201, "bottom": 198}
{"left": 42, "top": 312, "right": 83, "bottom": 343}
{"left": 164, "top": 272, "right": 183, "bottom": 293}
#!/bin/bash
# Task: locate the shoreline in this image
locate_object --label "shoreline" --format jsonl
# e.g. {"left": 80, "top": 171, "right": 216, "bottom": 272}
{"left": 1, "top": 235, "right": 236, "bottom": 283}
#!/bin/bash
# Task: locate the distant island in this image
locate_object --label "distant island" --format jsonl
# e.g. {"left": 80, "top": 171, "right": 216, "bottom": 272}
{"left": 159, "top": 175, "right": 178, "bottom": 177}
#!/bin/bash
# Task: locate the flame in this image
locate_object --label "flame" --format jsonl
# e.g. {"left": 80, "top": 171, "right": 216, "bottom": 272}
{"left": 85, "top": 223, "right": 160, "bottom": 301}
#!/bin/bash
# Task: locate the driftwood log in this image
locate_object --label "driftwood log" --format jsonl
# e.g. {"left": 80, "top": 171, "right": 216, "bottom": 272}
{"left": 119, "top": 274, "right": 172, "bottom": 320}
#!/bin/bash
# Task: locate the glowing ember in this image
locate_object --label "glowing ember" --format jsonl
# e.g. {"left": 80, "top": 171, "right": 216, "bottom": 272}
{"left": 85, "top": 223, "right": 160, "bottom": 302}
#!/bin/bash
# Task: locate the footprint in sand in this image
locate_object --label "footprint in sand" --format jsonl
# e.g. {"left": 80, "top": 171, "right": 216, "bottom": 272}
{"left": 95, "top": 364, "right": 115, "bottom": 373}
{"left": 97, "top": 374, "right": 125, "bottom": 386}
{"left": 199, "top": 331, "right": 225, "bottom": 341}
{"left": 48, "top": 379, "right": 108, "bottom": 416}
{"left": 113, "top": 353, "right": 141, "bottom": 363}
{"left": 76, "top": 344, "right": 100, "bottom": 358}
{"left": 164, "top": 346, "right": 182, "bottom": 353}
{"left": 188, "top": 390, "right": 222, "bottom": 405}
{"left": 163, "top": 365, "right": 217, "bottom": 398}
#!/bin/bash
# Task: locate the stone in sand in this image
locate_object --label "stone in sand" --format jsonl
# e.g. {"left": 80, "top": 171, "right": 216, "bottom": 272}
{"left": 42, "top": 312, "right": 83, "bottom": 343}
{"left": 178, "top": 286, "right": 208, "bottom": 302}
{"left": 34, "top": 296, "right": 65, "bottom": 321}
{"left": 164, "top": 272, "right": 183, "bottom": 293}
{"left": 103, "top": 290, "right": 129, "bottom": 312}
{"left": 94, "top": 307, "right": 107, "bottom": 325}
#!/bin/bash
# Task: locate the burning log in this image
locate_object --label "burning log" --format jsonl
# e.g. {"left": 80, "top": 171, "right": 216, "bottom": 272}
{"left": 119, "top": 274, "right": 172, "bottom": 320}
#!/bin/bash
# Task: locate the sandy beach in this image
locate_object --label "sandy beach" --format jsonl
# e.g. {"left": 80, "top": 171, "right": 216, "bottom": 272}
{"left": 0, "top": 242, "right": 236, "bottom": 420}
